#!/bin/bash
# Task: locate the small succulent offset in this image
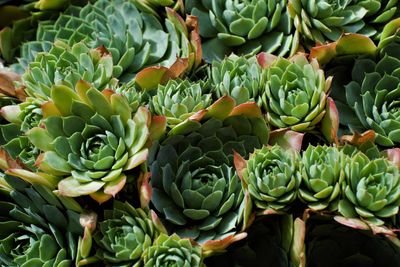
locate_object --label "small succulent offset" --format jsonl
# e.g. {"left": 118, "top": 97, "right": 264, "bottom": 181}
{"left": 288, "top": 0, "right": 400, "bottom": 46}
{"left": 26, "top": 81, "right": 151, "bottom": 203}
{"left": 185, "top": 0, "right": 298, "bottom": 62}
{"left": 299, "top": 145, "right": 344, "bottom": 211}
{"left": 339, "top": 151, "right": 400, "bottom": 225}
{"left": 210, "top": 54, "right": 263, "bottom": 105}
{"left": 261, "top": 53, "right": 332, "bottom": 132}
{"left": 236, "top": 145, "right": 301, "bottom": 213}
{"left": 149, "top": 79, "right": 212, "bottom": 128}
{"left": 93, "top": 201, "right": 164, "bottom": 266}
{"left": 142, "top": 233, "right": 203, "bottom": 267}
{"left": 147, "top": 97, "right": 269, "bottom": 244}
{"left": 0, "top": 174, "right": 84, "bottom": 266}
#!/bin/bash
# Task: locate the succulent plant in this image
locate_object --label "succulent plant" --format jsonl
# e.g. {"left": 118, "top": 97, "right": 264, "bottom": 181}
{"left": 21, "top": 41, "right": 117, "bottom": 100}
{"left": 299, "top": 145, "right": 344, "bottom": 211}
{"left": 236, "top": 145, "right": 300, "bottom": 213}
{"left": 142, "top": 233, "right": 203, "bottom": 267}
{"left": 146, "top": 97, "right": 269, "bottom": 244}
{"left": 132, "top": 0, "right": 184, "bottom": 16}
{"left": 15, "top": 0, "right": 201, "bottom": 79}
{"left": 210, "top": 54, "right": 263, "bottom": 105}
{"left": 25, "top": 81, "right": 151, "bottom": 203}
{"left": 204, "top": 215, "right": 300, "bottom": 267}
{"left": 0, "top": 173, "right": 84, "bottom": 266}
{"left": 93, "top": 201, "right": 164, "bottom": 266}
{"left": 149, "top": 79, "right": 212, "bottom": 128}
{"left": 260, "top": 53, "right": 332, "bottom": 132}
{"left": 339, "top": 151, "right": 400, "bottom": 225}
{"left": 339, "top": 35, "right": 400, "bottom": 147}
{"left": 288, "top": 0, "right": 400, "bottom": 46}
{"left": 305, "top": 216, "right": 400, "bottom": 267}
{"left": 185, "top": 0, "right": 298, "bottom": 62}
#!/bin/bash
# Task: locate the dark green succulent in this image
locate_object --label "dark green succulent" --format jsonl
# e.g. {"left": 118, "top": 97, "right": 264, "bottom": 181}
{"left": 205, "top": 215, "right": 298, "bottom": 267}
{"left": 305, "top": 216, "right": 400, "bottom": 267}
{"left": 185, "top": 0, "right": 298, "bottom": 62}
{"left": 0, "top": 174, "right": 84, "bottom": 266}
{"left": 147, "top": 97, "right": 269, "bottom": 244}
{"left": 339, "top": 151, "right": 400, "bottom": 225}
{"left": 210, "top": 54, "right": 263, "bottom": 105}
{"left": 93, "top": 201, "right": 164, "bottom": 266}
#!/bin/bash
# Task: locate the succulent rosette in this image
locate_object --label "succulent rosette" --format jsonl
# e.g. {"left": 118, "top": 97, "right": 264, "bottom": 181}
{"left": 299, "top": 145, "right": 344, "bottom": 211}
{"left": 236, "top": 145, "right": 300, "bottom": 213}
{"left": 92, "top": 201, "right": 164, "bottom": 266}
{"left": 205, "top": 215, "right": 301, "bottom": 267}
{"left": 149, "top": 79, "right": 212, "bottom": 128}
{"left": 185, "top": 0, "right": 298, "bottom": 62}
{"left": 20, "top": 41, "right": 117, "bottom": 100}
{"left": 261, "top": 53, "right": 332, "bottom": 132}
{"left": 0, "top": 174, "right": 84, "bottom": 266}
{"left": 288, "top": 0, "right": 400, "bottom": 46}
{"left": 15, "top": 0, "right": 201, "bottom": 79}
{"left": 210, "top": 54, "right": 263, "bottom": 105}
{"left": 305, "top": 216, "right": 400, "bottom": 267}
{"left": 25, "top": 81, "right": 151, "bottom": 202}
{"left": 338, "top": 151, "right": 400, "bottom": 225}
{"left": 142, "top": 233, "right": 203, "bottom": 267}
{"left": 147, "top": 96, "right": 269, "bottom": 245}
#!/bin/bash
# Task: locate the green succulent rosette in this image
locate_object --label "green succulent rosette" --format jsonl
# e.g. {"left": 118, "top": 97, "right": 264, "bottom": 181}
{"left": 305, "top": 216, "right": 400, "bottom": 267}
{"left": 0, "top": 98, "right": 42, "bottom": 170}
{"left": 210, "top": 54, "right": 263, "bottom": 105}
{"left": 149, "top": 79, "right": 212, "bottom": 128}
{"left": 0, "top": 0, "right": 85, "bottom": 63}
{"left": 340, "top": 34, "right": 400, "bottom": 147}
{"left": 338, "top": 151, "right": 400, "bottom": 225}
{"left": 147, "top": 97, "right": 269, "bottom": 244}
{"left": 237, "top": 145, "right": 300, "bottom": 212}
{"left": 261, "top": 53, "right": 332, "bottom": 132}
{"left": 185, "top": 0, "right": 298, "bottom": 62}
{"left": 25, "top": 81, "right": 151, "bottom": 203}
{"left": 299, "top": 145, "right": 344, "bottom": 211}
{"left": 21, "top": 41, "right": 117, "bottom": 100}
{"left": 93, "top": 201, "right": 164, "bottom": 266}
{"left": 142, "top": 233, "right": 203, "bottom": 267}
{"left": 288, "top": 0, "right": 399, "bottom": 46}
{"left": 14, "top": 0, "right": 201, "bottom": 79}
{"left": 0, "top": 174, "right": 84, "bottom": 266}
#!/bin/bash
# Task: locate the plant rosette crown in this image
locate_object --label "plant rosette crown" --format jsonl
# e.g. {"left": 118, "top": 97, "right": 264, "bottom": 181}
{"left": 259, "top": 53, "right": 333, "bottom": 133}
{"left": 88, "top": 201, "right": 166, "bottom": 266}
{"left": 185, "top": 0, "right": 298, "bottom": 62}
{"left": 25, "top": 80, "right": 152, "bottom": 203}
{"left": 235, "top": 144, "right": 301, "bottom": 214}
{"left": 144, "top": 96, "right": 269, "bottom": 253}
{"left": 339, "top": 151, "right": 400, "bottom": 226}
{"left": 142, "top": 233, "right": 204, "bottom": 267}
{"left": 298, "top": 145, "right": 345, "bottom": 212}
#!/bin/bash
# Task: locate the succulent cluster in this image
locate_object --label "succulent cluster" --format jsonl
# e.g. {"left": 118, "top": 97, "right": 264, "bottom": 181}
{"left": 1, "top": 0, "right": 400, "bottom": 266}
